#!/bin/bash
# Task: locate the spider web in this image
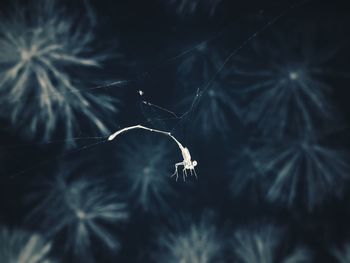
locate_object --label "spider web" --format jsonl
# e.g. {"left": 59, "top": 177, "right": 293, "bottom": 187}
{"left": 137, "top": 0, "right": 310, "bottom": 140}
{"left": 0, "top": 0, "right": 311, "bottom": 179}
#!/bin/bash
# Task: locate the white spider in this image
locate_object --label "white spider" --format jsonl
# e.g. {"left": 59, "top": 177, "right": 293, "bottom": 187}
{"left": 108, "top": 125, "right": 198, "bottom": 181}
{"left": 171, "top": 146, "right": 198, "bottom": 181}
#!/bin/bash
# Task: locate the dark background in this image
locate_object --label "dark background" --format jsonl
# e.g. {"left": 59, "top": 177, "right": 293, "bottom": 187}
{"left": 0, "top": 0, "right": 350, "bottom": 262}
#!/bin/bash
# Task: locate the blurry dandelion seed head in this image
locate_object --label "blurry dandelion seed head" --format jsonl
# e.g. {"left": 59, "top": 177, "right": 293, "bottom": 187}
{"left": 30, "top": 171, "right": 128, "bottom": 257}
{"left": 235, "top": 25, "right": 340, "bottom": 138}
{"left": 154, "top": 213, "right": 222, "bottom": 263}
{"left": 0, "top": 0, "right": 119, "bottom": 144}
{"left": 260, "top": 138, "right": 349, "bottom": 210}
{"left": 332, "top": 242, "right": 350, "bottom": 263}
{"left": 0, "top": 227, "right": 54, "bottom": 263}
{"left": 117, "top": 135, "right": 174, "bottom": 212}
{"left": 231, "top": 224, "right": 311, "bottom": 263}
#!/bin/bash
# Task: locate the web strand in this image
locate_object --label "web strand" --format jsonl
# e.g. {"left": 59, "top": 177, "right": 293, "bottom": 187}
{"left": 0, "top": 0, "right": 311, "bottom": 179}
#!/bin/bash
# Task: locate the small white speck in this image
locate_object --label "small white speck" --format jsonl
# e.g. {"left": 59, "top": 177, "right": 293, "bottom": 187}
{"left": 289, "top": 71, "right": 299, "bottom": 80}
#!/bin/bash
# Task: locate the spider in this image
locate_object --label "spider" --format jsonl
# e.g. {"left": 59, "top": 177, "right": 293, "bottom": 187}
{"left": 108, "top": 125, "right": 198, "bottom": 181}
{"left": 171, "top": 146, "right": 197, "bottom": 181}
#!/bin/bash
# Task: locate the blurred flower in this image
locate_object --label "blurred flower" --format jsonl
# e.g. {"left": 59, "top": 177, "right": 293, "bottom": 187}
{"left": 0, "top": 226, "right": 55, "bottom": 263}
{"left": 231, "top": 224, "right": 311, "bottom": 263}
{"left": 258, "top": 137, "right": 348, "bottom": 210}
{"left": 0, "top": 0, "right": 120, "bottom": 146}
{"left": 332, "top": 242, "right": 350, "bottom": 263}
{"left": 154, "top": 214, "right": 222, "bottom": 263}
{"left": 29, "top": 168, "right": 128, "bottom": 259}
{"left": 232, "top": 25, "right": 339, "bottom": 137}
{"left": 117, "top": 135, "right": 175, "bottom": 212}
{"left": 228, "top": 146, "right": 265, "bottom": 200}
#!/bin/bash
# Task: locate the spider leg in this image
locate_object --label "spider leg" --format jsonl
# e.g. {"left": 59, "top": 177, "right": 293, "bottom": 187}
{"left": 171, "top": 162, "right": 182, "bottom": 181}
{"left": 193, "top": 168, "right": 198, "bottom": 180}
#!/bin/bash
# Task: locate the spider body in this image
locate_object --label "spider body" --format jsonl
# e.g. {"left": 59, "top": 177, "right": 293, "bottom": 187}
{"left": 171, "top": 146, "right": 198, "bottom": 181}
